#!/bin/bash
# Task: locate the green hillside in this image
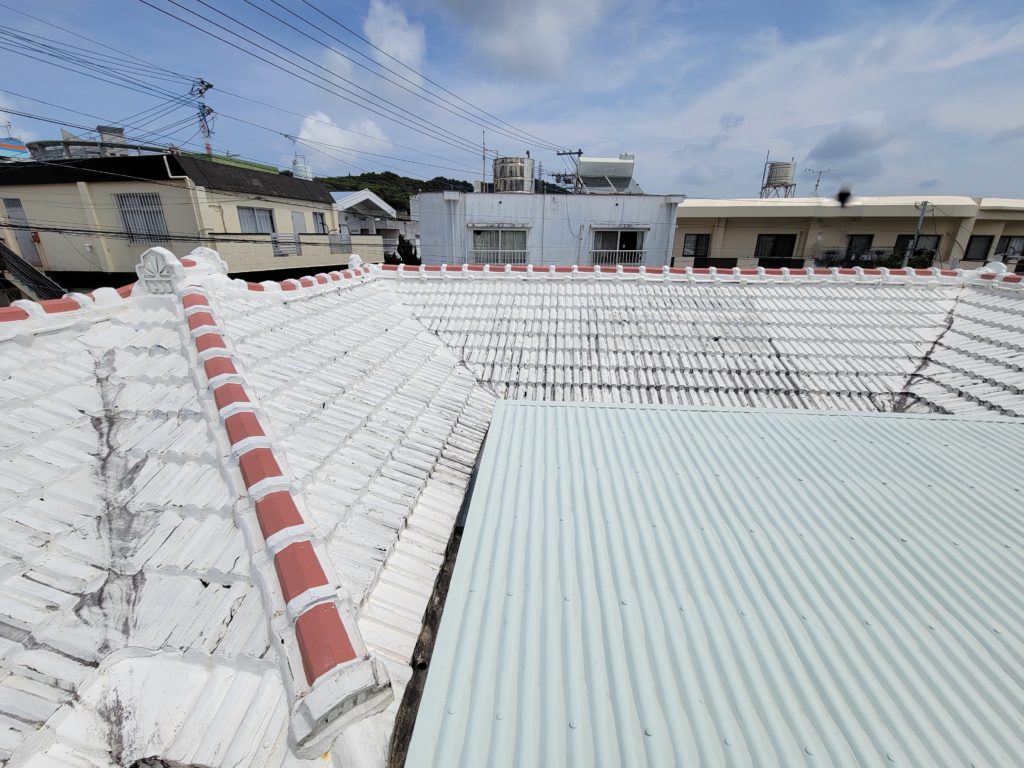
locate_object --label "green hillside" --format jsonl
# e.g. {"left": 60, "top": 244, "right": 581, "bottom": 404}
{"left": 316, "top": 172, "right": 472, "bottom": 213}
{"left": 317, "top": 171, "right": 569, "bottom": 213}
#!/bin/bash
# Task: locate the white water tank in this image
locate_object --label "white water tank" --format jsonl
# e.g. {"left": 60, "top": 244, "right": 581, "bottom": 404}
{"left": 291, "top": 155, "right": 313, "bottom": 180}
{"left": 492, "top": 156, "right": 535, "bottom": 193}
{"left": 765, "top": 161, "right": 796, "bottom": 187}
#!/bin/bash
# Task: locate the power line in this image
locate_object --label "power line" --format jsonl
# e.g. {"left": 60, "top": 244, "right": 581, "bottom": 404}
{"left": 245, "top": 0, "right": 565, "bottom": 153}
{"left": 135, "top": 0, "right": 488, "bottom": 157}
{"left": 296, "top": 0, "right": 568, "bottom": 152}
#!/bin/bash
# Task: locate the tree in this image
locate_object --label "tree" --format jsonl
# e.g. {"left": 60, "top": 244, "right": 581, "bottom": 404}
{"left": 397, "top": 234, "right": 419, "bottom": 265}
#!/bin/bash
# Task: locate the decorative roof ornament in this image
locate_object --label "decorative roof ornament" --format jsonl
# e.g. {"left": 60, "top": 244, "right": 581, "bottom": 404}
{"left": 135, "top": 247, "right": 184, "bottom": 295}
{"left": 185, "top": 246, "right": 229, "bottom": 275}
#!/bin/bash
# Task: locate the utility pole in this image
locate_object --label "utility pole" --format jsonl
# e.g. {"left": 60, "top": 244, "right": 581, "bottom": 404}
{"left": 556, "top": 149, "right": 583, "bottom": 193}
{"left": 481, "top": 131, "right": 486, "bottom": 191}
{"left": 536, "top": 161, "right": 543, "bottom": 193}
{"left": 805, "top": 167, "right": 831, "bottom": 196}
{"left": 904, "top": 200, "right": 933, "bottom": 268}
{"left": 191, "top": 79, "right": 215, "bottom": 156}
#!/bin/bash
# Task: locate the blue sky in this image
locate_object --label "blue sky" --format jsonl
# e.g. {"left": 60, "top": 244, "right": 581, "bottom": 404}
{"left": 1, "top": 0, "right": 1021, "bottom": 197}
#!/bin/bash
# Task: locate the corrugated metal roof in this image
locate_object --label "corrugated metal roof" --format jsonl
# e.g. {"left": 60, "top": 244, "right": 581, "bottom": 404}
{"left": 407, "top": 401, "right": 1024, "bottom": 767}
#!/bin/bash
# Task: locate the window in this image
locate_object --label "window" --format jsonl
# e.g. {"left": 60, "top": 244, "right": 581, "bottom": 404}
{"left": 964, "top": 235, "right": 994, "bottom": 262}
{"left": 592, "top": 229, "right": 645, "bottom": 264}
{"left": 846, "top": 234, "right": 874, "bottom": 258}
{"left": 754, "top": 233, "right": 801, "bottom": 268}
{"left": 313, "top": 211, "right": 328, "bottom": 234}
{"left": 996, "top": 235, "right": 1024, "bottom": 261}
{"left": 693, "top": 256, "right": 737, "bottom": 269}
{"left": 893, "top": 234, "right": 940, "bottom": 259}
{"left": 238, "top": 206, "right": 275, "bottom": 234}
{"left": 114, "top": 192, "right": 169, "bottom": 244}
{"left": 682, "top": 233, "right": 710, "bottom": 258}
{"left": 470, "top": 228, "right": 528, "bottom": 264}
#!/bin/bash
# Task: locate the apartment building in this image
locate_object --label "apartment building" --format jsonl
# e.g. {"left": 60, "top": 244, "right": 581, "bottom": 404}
{"left": 0, "top": 153, "right": 383, "bottom": 290}
{"left": 416, "top": 191, "right": 683, "bottom": 267}
{"left": 673, "top": 196, "right": 1024, "bottom": 271}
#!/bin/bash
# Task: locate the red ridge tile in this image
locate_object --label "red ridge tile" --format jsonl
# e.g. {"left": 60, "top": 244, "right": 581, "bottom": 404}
{"left": 213, "top": 382, "right": 250, "bottom": 411}
{"left": 246, "top": 282, "right": 265, "bottom": 292}
{"left": 275, "top": 541, "right": 329, "bottom": 603}
{"left": 203, "top": 357, "right": 237, "bottom": 380}
{"left": 0, "top": 306, "right": 29, "bottom": 322}
{"left": 238, "top": 447, "right": 283, "bottom": 488}
{"left": 224, "top": 411, "right": 266, "bottom": 444}
{"left": 255, "top": 491, "right": 304, "bottom": 539}
{"left": 186, "top": 311, "right": 216, "bottom": 331}
{"left": 195, "top": 333, "right": 226, "bottom": 353}
{"left": 295, "top": 603, "right": 357, "bottom": 684}
{"left": 40, "top": 298, "right": 80, "bottom": 314}
{"left": 116, "top": 283, "right": 135, "bottom": 298}
{"left": 182, "top": 294, "right": 209, "bottom": 309}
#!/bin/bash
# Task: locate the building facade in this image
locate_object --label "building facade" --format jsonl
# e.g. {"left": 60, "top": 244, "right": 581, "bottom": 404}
{"left": 673, "top": 196, "right": 1024, "bottom": 272}
{"left": 415, "top": 191, "right": 683, "bottom": 267}
{"left": 0, "top": 154, "right": 380, "bottom": 289}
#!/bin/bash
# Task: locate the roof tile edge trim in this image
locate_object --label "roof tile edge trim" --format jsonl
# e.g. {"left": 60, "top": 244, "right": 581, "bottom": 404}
{"left": 175, "top": 281, "right": 392, "bottom": 757}
{"left": 372, "top": 261, "right": 1024, "bottom": 287}
{"left": 1, "top": 246, "right": 370, "bottom": 324}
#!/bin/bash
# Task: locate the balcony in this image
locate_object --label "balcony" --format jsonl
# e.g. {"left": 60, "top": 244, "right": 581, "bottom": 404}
{"left": 461, "top": 250, "right": 529, "bottom": 265}
{"left": 813, "top": 246, "right": 935, "bottom": 269}
{"left": 591, "top": 249, "right": 645, "bottom": 266}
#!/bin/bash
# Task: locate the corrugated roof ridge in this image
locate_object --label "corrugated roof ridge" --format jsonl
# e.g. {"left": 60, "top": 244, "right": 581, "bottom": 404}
{"left": 174, "top": 281, "right": 392, "bottom": 758}
{"left": 373, "top": 262, "right": 1024, "bottom": 288}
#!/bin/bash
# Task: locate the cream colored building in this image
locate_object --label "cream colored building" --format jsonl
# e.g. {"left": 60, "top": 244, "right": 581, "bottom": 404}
{"left": 673, "top": 196, "right": 1024, "bottom": 271}
{"left": 0, "top": 153, "right": 381, "bottom": 291}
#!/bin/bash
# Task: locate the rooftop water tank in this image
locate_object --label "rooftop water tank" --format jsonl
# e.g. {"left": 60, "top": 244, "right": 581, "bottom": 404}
{"left": 492, "top": 156, "right": 535, "bottom": 193}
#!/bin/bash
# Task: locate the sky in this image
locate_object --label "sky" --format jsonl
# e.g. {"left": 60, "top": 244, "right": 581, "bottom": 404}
{"left": 1, "top": 0, "right": 1021, "bottom": 198}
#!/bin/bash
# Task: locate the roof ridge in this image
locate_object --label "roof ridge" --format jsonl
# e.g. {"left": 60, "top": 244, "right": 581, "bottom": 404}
{"left": 373, "top": 261, "right": 1024, "bottom": 288}
{"left": 171, "top": 268, "right": 393, "bottom": 756}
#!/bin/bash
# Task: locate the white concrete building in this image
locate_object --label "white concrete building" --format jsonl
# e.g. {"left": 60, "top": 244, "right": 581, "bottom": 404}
{"left": 415, "top": 191, "right": 683, "bottom": 267}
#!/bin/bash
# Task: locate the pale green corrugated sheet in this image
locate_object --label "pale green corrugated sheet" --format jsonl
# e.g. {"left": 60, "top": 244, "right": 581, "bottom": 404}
{"left": 407, "top": 402, "right": 1024, "bottom": 767}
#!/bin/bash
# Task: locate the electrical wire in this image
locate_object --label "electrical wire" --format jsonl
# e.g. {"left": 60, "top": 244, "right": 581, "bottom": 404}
{"left": 135, "top": 0, "right": 489, "bottom": 157}
{"left": 244, "top": 0, "right": 565, "bottom": 152}
{"left": 296, "top": 0, "right": 568, "bottom": 152}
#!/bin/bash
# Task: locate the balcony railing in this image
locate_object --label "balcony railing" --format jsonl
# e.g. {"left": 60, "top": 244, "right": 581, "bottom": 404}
{"left": 591, "top": 249, "right": 645, "bottom": 266}
{"left": 462, "top": 249, "right": 529, "bottom": 265}
{"left": 812, "top": 246, "right": 935, "bottom": 269}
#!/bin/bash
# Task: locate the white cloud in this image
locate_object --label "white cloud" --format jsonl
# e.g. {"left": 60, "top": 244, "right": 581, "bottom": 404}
{"left": 322, "top": 49, "right": 353, "bottom": 81}
{"left": 297, "top": 111, "right": 389, "bottom": 174}
{"left": 363, "top": 0, "right": 425, "bottom": 82}
{"left": 439, "top": 0, "right": 613, "bottom": 79}
{"left": 501, "top": 6, "right": 1024, "bottom": 196}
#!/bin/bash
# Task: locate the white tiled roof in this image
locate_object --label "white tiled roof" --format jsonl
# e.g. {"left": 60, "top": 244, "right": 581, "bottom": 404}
{"left": 2, "top": 253, "right": 1024, "bottom": 766}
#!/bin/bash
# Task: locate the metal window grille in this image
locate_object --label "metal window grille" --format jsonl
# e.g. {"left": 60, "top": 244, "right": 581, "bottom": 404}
{"left": 329, "top": 226, "right": 352, "bottom": 255}
{"left": 114, "top": 192, "right": 169, "bottom": 244}
{"left": 271, "top": 233, "right": 301, "bottom": 257}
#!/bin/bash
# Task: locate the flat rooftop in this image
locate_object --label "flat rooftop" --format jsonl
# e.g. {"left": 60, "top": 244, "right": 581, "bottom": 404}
{"left": 408, "top": 401, "right": 1024, "bottom": 767}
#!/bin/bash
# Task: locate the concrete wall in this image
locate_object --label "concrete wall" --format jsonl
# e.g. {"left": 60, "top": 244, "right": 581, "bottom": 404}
{"left": 0, "top": 178, "right": 340, "bottom": 275}
{"left": 416, "top": 192, "right": 680, "bottom": 267}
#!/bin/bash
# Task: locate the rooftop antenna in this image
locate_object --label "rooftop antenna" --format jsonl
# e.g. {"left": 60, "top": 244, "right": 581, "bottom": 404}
{"left": 805, "top": 167, "right": 831, "bottom": 196}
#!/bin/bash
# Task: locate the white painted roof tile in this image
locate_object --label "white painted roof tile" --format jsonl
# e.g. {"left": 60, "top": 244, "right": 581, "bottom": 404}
{"left": 5, "top": 264, "right": 1024, "bottom": 766}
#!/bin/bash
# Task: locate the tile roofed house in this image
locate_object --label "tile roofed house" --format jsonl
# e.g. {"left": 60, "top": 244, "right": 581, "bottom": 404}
{"left": 1, "top": 251, "right": 1024, "bottom": 766}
